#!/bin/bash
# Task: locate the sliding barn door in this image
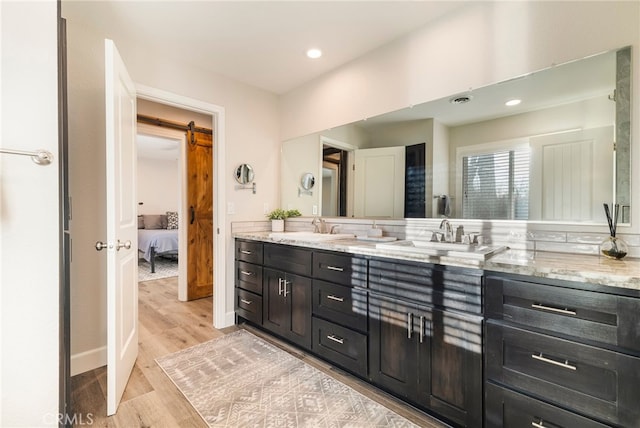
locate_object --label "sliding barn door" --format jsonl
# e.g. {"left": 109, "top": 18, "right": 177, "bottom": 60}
{"left": 186, "top": 129, "right": 214, "bottom": 300}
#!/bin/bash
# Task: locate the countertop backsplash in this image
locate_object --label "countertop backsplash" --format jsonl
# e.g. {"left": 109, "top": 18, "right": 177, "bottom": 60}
{"left": 232, "top": 217, "right": 639, "bottom": 259}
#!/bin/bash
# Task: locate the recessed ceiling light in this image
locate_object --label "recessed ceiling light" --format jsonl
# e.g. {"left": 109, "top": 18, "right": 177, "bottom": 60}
{"left": 306, "top": 48, "right": 322, "bottom": 59}
{"left": 505, "top": 99, "right": 521, "bottom": 106}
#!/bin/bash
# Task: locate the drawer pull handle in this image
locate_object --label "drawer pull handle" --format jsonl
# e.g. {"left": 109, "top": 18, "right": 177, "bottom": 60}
{"left": 531, "top": 419, "right": 560, "bottom": 428}
{"left": 278, "top": 278, "right": 284, "bottom": 296}
{"left": 326, "top": 265, "right": 344, "bottom": 272}
{"left": 531, "top": 303, "right": 576, "bottom": 316}
{"left": 240, "top": 250, "right": 252, "bottom": 255}
{"left": 240, "top": 299, "right": 252, "bottom": 305}
{"left": 240, "top": 270, "right": 253, "bottom": 276}
{"left": 327, "top": 334, "right": 344, "bottom": 345}
{"left": 407, "top": 313, "right": 413, "bottom": 339}
{"left": 326, "top": 295, "right": 344, "bottom": 302}
{"left": 419, "top": 316, "right": 424, "bottom": 343}
{"left": 531, "top": 353, "right": 576, "bottom": 371}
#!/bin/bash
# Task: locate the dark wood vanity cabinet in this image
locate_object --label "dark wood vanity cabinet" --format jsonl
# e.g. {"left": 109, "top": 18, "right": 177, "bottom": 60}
{"left": 262, "top": 244, "right": 313, "bottom": 350}
{"left": 234, "top": 240, "right": 264, "bottom": 325}
{"left": 311, "top": 251, "right": 369, "bottom": 378}
{"left": 485, "top": 274, "right": 640, "bottom": 427}
{"left": 368, "top": 258, "right": 484, "bottom": 428}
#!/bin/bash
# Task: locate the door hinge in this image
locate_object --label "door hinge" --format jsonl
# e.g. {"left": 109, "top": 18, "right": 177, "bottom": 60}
{"left": 352, "top": 164, "right": 355, "bottom": 171}
{"left": 217, "top": 228, "right": 220, "bottom": 234}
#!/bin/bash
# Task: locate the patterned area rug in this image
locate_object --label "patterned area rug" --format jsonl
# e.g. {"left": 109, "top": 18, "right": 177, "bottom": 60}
{"left": 138, "top": 257, "right": 178, "bottom": 282}
{"left": 156, "top": 330, "right": 419, "bottom": 427}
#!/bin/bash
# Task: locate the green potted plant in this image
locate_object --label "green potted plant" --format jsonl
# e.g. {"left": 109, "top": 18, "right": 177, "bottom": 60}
{"left": 266, "top": 208, "right": 302, "bottom": 232}
{"left": 266, "top": 208, "right": 287, "bottom": 232}
{"left": 286, "top": 209, "right": 302, "bottom": 218}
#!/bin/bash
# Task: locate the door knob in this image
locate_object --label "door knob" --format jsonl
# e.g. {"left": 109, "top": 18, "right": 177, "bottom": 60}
{"left": 116, "top": 240, "right": 132, "bottom": 251}
{"left": 95, "top": 241, "right": 109, "bottom": 251}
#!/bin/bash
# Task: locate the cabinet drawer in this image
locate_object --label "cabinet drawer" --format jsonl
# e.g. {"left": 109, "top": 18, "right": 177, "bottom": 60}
{"left": 235, "top": 288, "right": 262, "bottom": 325}
{"left": 369, "top": 259, "right": 482, "bottom": 313}
{"left": 312, "top": 280, "right": 367, "bottom": 332}
{"left": 264, "top": 243, "right": 312, "bottom": 277}
{"left": 313, "top": 251, "right": 367, "bottom": 288}
{"left": 236, "top": 240, "right": 263, "bottom": 264}
{"left": 312, "top": 317, "right": 367, "bottom": 378}
{"left": 486, "top": 275, "right": 640, "bottom": 353}
{"left": 486, "top": 322, "right": 640, "bottom": 426}
{"left": 236, "top": 261, "right": 263, "bottom": 295}
{"left": 485, "top": 382, "right": 610, "bottom": 428}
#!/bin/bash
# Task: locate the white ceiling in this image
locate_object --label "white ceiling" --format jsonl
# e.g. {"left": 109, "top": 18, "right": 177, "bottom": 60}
{"left": 359, "top": 49, "right": 617, "bottom": 129}
{"left": 62, "top": 1, "right": 469, "bottom": 95}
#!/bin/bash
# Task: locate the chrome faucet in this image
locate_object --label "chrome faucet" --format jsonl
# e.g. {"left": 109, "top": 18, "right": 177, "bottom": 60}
{"left": 439, "top": 219, "right": 453, "bottom": 243}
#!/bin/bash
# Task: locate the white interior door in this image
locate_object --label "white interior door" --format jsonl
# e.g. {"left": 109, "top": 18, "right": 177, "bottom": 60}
{"left": 354, "top": 146, "right": 405, "bottom": 218}
{"left": 529, "top": 126, "right": 613, "bottom": 222}
{"left": 104, "top": 38, "right": 138, "bottom": 416}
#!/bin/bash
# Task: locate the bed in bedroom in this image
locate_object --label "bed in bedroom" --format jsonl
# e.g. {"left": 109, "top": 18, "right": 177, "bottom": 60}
{"left": 138, "top": 213, "right": 179, "bottom": 273}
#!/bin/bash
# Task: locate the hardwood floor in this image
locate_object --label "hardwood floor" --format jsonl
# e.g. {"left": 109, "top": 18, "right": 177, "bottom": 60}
{"left": 71, "top": 276, "right": 448, "bottom": 427}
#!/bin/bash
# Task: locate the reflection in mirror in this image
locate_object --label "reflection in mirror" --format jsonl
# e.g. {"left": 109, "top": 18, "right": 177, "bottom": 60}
{"left": 322, "top": 146, "right": 347, "bottom": 216}
{"left": 300, "top": 173, "right": 315, "bottom": 190}
{"left": 234, "top": 163, "right": 254, "bottom": 184}
{"left": 281, "top": 46, "right": 631, "bottom": 224}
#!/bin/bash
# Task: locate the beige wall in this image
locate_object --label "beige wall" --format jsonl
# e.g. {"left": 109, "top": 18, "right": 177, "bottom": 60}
{"left": 64, "top": 4, "right": 281, "bottom": 374}
{"left": 280, "top": 0, "right": 640, "bottom": 232}
{"left": 281, "top": 2, "right": 639, "bottom": 140}
{"left": 1, "top": 1, "right": 60, "bottom": 424}
{"left": 138, "top": 98, "right": 211, "bottom": 129}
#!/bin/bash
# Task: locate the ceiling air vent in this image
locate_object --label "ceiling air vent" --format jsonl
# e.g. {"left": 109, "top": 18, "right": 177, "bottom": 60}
{"left": 449, "top": 94, "right": 473, "bottom": 104}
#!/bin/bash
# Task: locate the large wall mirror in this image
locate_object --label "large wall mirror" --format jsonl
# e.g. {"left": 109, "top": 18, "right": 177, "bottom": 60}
{"left": 281, "top": 46, "right": 632, "bottom": 224}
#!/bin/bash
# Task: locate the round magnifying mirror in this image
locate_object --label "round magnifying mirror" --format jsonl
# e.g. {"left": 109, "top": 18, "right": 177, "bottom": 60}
{"left": 300, "top": 172, "right": 315, "bottom": 190}
{"left": 235, "top": 164, "right": 254, "bottom": 184}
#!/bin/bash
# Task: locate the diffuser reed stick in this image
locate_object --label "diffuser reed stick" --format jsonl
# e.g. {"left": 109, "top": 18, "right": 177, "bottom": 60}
{"left": 602, "top": 203, "right": 627, "bottom": 259}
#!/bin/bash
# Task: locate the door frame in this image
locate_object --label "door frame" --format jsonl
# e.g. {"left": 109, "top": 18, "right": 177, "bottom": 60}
{"left": 136, "top": 84, "right": 228, "bottom": 328}
{"left": 319, "top": 136, "right": 356, "bottom": 218}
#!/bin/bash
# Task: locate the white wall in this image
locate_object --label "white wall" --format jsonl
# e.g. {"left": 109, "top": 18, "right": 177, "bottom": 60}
{"left": 137, "top": 158, "right": 179, "bottom": 215}
{"left": 63, "top": 4, "right": 281, "bottom": 374}
{"left": 0, "top": 1, "right": 60, "bottom": 425}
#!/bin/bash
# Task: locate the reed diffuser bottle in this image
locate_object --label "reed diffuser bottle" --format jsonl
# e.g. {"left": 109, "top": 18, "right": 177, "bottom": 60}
{"left": 601, "top": 203, "right": 628, "bottom": 260}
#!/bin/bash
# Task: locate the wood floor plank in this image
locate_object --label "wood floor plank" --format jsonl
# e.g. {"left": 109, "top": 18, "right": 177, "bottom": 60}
{"left": 71, "top": 275, "right": 446, "bottom": 428}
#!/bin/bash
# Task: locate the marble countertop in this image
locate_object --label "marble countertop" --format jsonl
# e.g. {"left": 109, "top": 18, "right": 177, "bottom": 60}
{"left": 235, "top": 232, "right": 640, "bottom": 292}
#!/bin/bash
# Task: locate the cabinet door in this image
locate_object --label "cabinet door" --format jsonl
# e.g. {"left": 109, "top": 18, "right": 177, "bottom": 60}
{"left": 425, "top": 308, "right": 483, "bottom": 428}
{"left": 263, "top": 268, "right": 288, "bottom": 336}
{"left": 284, "top": 272, "right": 312, "bottom": 350}
{"left": 369, "top": 293, "right": 419, "bottom": 399}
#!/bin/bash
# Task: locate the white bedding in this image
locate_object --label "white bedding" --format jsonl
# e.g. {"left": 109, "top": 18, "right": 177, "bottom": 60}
{"left": 138, "top": 229, "right": 179, "bottom": 262}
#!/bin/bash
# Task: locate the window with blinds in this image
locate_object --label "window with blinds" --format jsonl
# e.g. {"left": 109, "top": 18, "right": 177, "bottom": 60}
{"left": 462, "top": 148, "right": 530, "bottom": 220}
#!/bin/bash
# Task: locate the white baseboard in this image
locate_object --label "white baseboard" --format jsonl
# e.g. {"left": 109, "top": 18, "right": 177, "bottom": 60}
{"left": 219, "top": 310, "right": 235, "bottom": 329}
{"left": 71, "top": 346, "right": 107, "bottom": 376}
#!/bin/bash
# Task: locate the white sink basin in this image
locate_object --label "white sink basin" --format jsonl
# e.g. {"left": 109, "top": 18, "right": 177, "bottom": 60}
{"left": 376, "top": 240, "right": 507, "bottom": 260}
{"left": 268, "top": 231, "right": 355, "bottom": 242}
